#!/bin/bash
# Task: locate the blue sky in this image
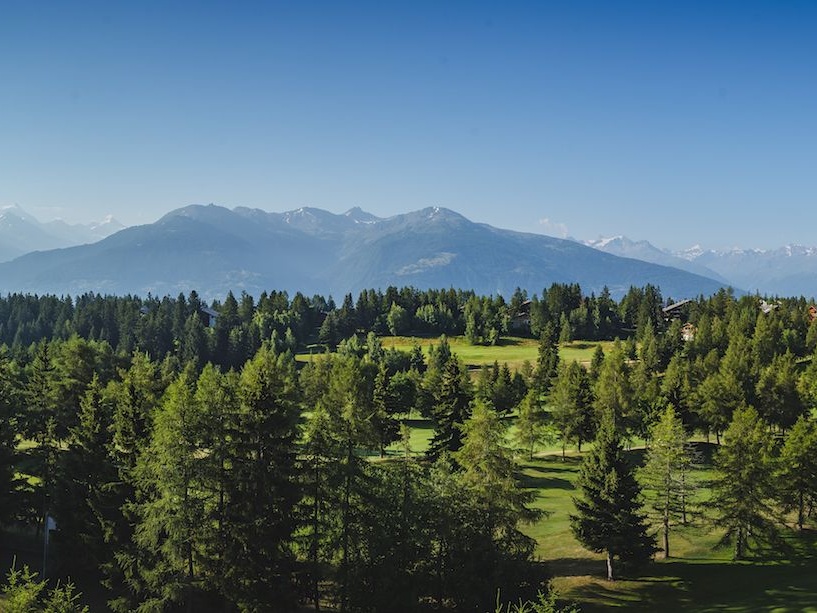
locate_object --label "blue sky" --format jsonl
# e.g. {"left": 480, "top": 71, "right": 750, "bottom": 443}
{"left": 1, "top": 1, "right": 815, "bottom": 250}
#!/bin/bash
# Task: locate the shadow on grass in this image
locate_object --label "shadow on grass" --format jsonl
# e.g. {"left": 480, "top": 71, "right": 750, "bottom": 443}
{"left": 556, "top": 555, "right": 817, "bottom": 612}
{"left": 519, "top": 474, "right": 574, "bottom": 491}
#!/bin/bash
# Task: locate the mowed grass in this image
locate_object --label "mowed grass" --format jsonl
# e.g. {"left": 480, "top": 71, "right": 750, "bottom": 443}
{"left": 379, "top": 336, "right": 614, "bottom": 371}
{"left": 392, "top": 417, "right": 817, "bottom": 612}
{"left": 521, "top": 448, "right": 817, "bottom": 612}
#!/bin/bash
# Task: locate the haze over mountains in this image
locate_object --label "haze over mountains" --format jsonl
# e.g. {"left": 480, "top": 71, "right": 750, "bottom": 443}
{"left": 0, "top": 205, "right": 724, "bottom": 300}
{"left": 0, "top": 205, "right": 124, "bottom": 261}
{"left": 584, "top": 235, "right": 817, "bottom": 298}
{"left": 2, "top": 203, "right": 816, "bottom": 299}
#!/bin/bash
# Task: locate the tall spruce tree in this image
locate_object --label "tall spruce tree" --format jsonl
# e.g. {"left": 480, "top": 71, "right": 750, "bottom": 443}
{"left": 570, "top": 413, "right": 655, "bottom": 580}
{"left": 427, "top": 357, "right": 472, "bottom": 462}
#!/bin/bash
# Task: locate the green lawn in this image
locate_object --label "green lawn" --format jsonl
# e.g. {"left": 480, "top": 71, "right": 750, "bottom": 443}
{"left": 389, "top": 415, "right": 817, "bottom": 612}
{"left": 518, "top": 449, "right": 817, "bottom": 612}
{"left": 296, "top": 335, "right": 615, "bottom": 372}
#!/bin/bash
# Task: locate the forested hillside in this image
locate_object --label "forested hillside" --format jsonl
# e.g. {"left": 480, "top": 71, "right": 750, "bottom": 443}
{"left": 3, "top": 283, "right": 817, "bottom": 611}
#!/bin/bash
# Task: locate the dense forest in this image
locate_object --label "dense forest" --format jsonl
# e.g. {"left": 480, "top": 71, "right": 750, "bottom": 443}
{"left": 3, "top": 283, "right": 817, "bottom": 611}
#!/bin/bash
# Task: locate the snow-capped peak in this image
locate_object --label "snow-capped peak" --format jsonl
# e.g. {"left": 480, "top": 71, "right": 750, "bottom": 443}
{"left": 585, "top": 235, "right": 624, "bottom": 249}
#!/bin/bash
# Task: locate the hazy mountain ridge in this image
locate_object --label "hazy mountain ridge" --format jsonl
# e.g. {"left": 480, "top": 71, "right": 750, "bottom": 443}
{"left": 0, "top": 205, "right": 124, "bottom": 261}
{"left": 585, "top": 234, "right": 817, "bottom": 297}
{"left": 0, "top": 204, "right": 726, "bottom": 300}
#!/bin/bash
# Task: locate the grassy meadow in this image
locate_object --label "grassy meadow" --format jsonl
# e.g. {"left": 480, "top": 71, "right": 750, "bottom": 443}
{"left": 8, "top": 336, "right": 817, "bottom": 611}
{"left": 296, "top": 335, "right": 615, "bottom": 372}
{"left": 388, "top": 411, "right": 817, "bottom": 613}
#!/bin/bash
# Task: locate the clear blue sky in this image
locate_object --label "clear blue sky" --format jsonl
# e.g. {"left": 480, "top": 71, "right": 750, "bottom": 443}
{"left": 2, "top": 1, "right": 815, "bottom": 250}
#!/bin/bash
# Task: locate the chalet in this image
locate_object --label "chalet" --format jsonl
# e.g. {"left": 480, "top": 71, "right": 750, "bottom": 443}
{"left": 200, "top": 306, "right": 219, "bottom": 328}
{"left": 509, "top": 300, "right": 532, "bottom": 332}
{"left": 808, "top": 305, "right": 817, "bottom": 322}
{"left": 662, "top": 299, "right": 692, "bottom": 322}
{"left": 681, "top": 323, "right": 697, "bottom": 342}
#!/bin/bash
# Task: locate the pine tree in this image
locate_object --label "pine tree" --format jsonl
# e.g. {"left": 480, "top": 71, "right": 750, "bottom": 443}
{"left": 570, "top": 413, "right": 655, "bottom": 580}
{"left": 532, "top": 326, "right": 559, "bottom": 398}
{"left": 454, "top": 401, "right": 541, "bottom": 605}
{"left": 24, "top": 341, "right": 59, "bottom": 543}
{"left": 105, "top": 353, "right": 165, "bottom": 612}
{"left": 53, "top": 375, "right": 115, "bottom": 571}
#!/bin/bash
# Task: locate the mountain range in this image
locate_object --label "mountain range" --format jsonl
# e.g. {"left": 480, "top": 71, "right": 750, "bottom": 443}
{"left": 0, "top": 205, "right": 725, "bottom": 300}
{"left": 0, "top": 205, "right": 124, "bottom": 261}
{"left": 584, "top": 236, "right": 817, "bottom": 298}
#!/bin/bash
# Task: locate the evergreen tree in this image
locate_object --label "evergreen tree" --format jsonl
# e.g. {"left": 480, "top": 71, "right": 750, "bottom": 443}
{"left": 221, "top": 345, "right": 303, "bottom": 611}
{"left": 711, "top": 407, "right": 780, "bottom": 559}
{"left": 549, "top": 361, "right": 594, "bottom": 457}
{"left": 427, "top": 358, "right": 473, "bottom": 462}
{"left": 593, "top": 341, "right": 634, "bottom": 435}
{"left": 454, "top": 401, "right": 541, "bottom": 604}
{"left": 132, "top": 369, "right": 212, "bottom": 612}
{"left": 24, "top": 341, "right": 60, "bottom": 542}
{"left": 756, "top": 352, "right": 804, "bottom": 432}
{"left": 776, "top": 415, "right": 817, "bottom": 530}
{"left": 0, "top": 349, "right": 20, "bottom": 525}
{"left": 514, "top": 391, "right": 550, "bottom": 460}
{"left": 638, "top": 406, "right": 697, "bottom": 558}
{"left": 532, "top": 325, "right": 559, "bottom": 398}
{"left": 570, "top": 413, "right": 655, "bottom": 580}
{"left": 53, "top": 375, "right": 115, "bottom": 572}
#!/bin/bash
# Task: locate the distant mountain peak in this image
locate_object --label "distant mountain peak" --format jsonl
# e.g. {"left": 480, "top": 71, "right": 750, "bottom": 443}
{"left": 0, "top": 203, "right": 729, "bottom": 300}
{"left": 586, "top": 235, "right": 626, "bottom": 249}
{"left": 343, "top": 206, "right": 381, "bottom": 224}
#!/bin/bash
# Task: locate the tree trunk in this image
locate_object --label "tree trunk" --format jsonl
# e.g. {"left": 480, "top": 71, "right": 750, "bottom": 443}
{"left": 735, "top": 526, "right": 745, "bottom": 560}
{"left": 663, "top": 506, "right": 670, "bottom": 558}
{"left": 798, "top": 490, "right": 805, "bottom": 531}
{"left": 606, "top": 550, "right": 614, "bottom": 581}
{"left": 313, "top": 460, "right": 321, "bottom": 611}
{"left": 340, "top": 442, "right": 352, "bottom": 613}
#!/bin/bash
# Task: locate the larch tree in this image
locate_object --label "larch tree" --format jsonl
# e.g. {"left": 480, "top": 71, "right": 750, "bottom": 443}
{"left": 570, "top": 412, "right": 655, "bottom": 580}
{"left": 638, "top": 406, "right": 697, "bottom": 558}
{"left": 711, "top": 406, "right": 780, "bottom": 560}
{"left": 222, "top": 345, "right": 303, "bottom": 611}
{"left": 454, "top": 400, "right": 541, "bottom": 605}
{"left": 132, "top": 368, "right": 211, "bottom": 612}
{"left": 776, "top": 415, "right": 817, "bottom": 530}
{"left": 593, "top": 341, "right": 634, "bottom": 436}
{"left": 548, "top": 361, "right": 595, "bottom": 458}
{"left": 514, "top": 390, "right": 549, "bottom": 460}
